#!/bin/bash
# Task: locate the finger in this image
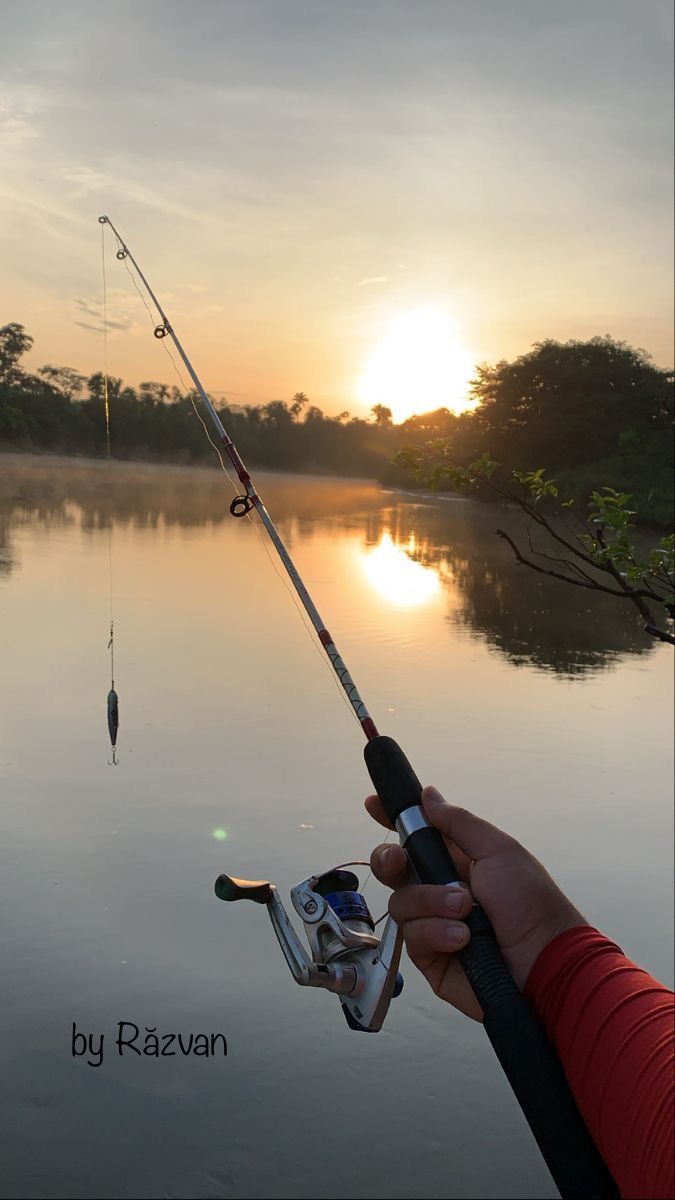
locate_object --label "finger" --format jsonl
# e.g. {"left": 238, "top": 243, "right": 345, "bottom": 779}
{"left": 366, "top": 792, "right": 473, "bottom": 883}
{"left": 364, "top": 793, "right": 395, "bottom": 832}
{"left": 370, "top": 843, "right": 408, "bottom": 888}
{"left": 402, "top": 916, "right": 470, "bottom": 957}
{"left": 389, "top": 882, "right": 473, "bottom": 925}
{"left": 432, "top": 950, "right": 480, "bottom": 1017}
{"left": 433, "top": 955, "right": 483, "bottom": 1021}
{"left": 422, "top": 787, "right": 518, "bottom": 862}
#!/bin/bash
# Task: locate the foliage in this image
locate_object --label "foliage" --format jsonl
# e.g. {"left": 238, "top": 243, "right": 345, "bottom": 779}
{"left": 468, "top": 336, "right": 672, "bottom": 467}
{"left": 391, "top": 336, "right": 674, "bottom": 529}
{"left": 0, "top": 323, "right": 399, "bottom": 478}
{"left": 0, "top": 323, "right": 33, "bottom": 385}
{"left": 402, "top": 442, "right": 674, "bottom": 644}
{"left": 371, "top": 403, "right": 393, "bottom": 427}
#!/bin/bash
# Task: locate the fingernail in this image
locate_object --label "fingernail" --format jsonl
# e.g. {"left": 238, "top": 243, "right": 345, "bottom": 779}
{"left": 380, "top": 847, "right": 394, "bottom": 867}
{"left": 445, "top": 923, "right": 466, "bottom": 947}
{"left": 444, "top": 888, "right": 467, "bottom": 913}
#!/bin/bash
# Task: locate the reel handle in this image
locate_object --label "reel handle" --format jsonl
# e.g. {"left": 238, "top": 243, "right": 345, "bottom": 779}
{"left": 364, "top": 735, "right": 618, "bottom": 1200}
{"left": 215, "top": 874, "right": 272, "bottom": 905}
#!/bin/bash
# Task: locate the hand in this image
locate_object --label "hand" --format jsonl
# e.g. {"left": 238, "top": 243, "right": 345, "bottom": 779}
{"left": 367, "top": 786, "right": 587, "bottom": 1021}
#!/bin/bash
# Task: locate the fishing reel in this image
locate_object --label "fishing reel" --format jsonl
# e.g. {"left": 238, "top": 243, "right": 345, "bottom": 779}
{"left": 215, "top": 863, "right": 404, "bottom": 1032}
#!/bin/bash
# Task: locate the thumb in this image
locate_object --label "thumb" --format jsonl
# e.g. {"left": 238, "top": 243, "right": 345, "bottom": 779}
{"left": 422, "top": 787, "right": 516, "bottom": 862}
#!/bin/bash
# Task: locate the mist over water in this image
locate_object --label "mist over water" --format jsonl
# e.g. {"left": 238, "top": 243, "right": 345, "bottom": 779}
{"left": 1, "top": 455, "right": 672, "bottom": 1200}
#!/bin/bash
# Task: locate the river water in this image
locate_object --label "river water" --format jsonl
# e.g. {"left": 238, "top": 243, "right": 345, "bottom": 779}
{"left": 0, "top": 455, "right": 672, "bottom": 1199}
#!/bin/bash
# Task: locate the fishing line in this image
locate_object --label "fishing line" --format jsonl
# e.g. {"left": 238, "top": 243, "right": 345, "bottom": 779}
{"left": 116, "top": 241, "right": 241, "bottom": 492}
{"left": 101, "top": 225, "right": 119, "bottom": 765}
{"left": 107, "top": 223, "right": 362, "bottom": 736}
{"left": 99, "top": 217, "right": 377, "bottom": 739}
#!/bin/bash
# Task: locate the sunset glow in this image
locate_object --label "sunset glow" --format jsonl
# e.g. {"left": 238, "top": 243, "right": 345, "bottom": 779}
{"left": 357, "top": 309, "right": 476, "bottom": 423}
{"left": 1, "top": 6, "right": 671, "bottom": 414}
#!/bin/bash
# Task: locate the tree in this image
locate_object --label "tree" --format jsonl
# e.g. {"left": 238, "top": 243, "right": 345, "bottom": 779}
{"left": 0, "top": 323, "right": 33, "bottom": 385}
{"left": 263, "top": 400, "right": 293, "bottom": 427}
{"left": 290, "top": 392, "right": 308, "bottom": 420}
{"left": 87, "top": 372, "right": 123, "bottom": 404}
{"left": 37, "top": 365, "right": 86, "bottom": 401}
{"left": 139, "top": 381, "right": 171, "bottom": 403}
{"left": 470, "top": 336, "right": 672, "bottom": 469}
{"left": 371, "top": 403, "right": 393, "bottom": 427}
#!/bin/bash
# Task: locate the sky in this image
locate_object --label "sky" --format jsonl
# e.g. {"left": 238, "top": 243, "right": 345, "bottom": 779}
{"left": 1, "top": 0, "right": 673, "bottom": 420}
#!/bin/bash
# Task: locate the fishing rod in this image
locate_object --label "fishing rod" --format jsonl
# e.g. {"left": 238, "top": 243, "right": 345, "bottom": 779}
{"left": 99, "top": 215, "right": 618, "bottom": 1200}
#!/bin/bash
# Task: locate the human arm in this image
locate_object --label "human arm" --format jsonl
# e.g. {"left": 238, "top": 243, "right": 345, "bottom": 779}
{"left": 367, "top": 786, "right": 675, "bottom": 1199}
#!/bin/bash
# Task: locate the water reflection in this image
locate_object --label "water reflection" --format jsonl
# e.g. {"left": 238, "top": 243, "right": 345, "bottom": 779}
{"left": 0, "top": 455, "right": 655, "bottom": 675}
{"left": 362, "top": 532, "right": 441, "bottom": 607}
{"left": 357, "top": 501, "right": 655, "bottom": 675}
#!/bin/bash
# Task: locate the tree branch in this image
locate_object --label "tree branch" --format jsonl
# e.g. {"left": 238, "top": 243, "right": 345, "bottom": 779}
{"left": 497, "top": 529, "right": 675, "bottom": 645}
{"left": 524, "top": 526, "right": 602, "bottom": 585}
{"left": 496, "top": 530, "right": 627, "bottom": 596}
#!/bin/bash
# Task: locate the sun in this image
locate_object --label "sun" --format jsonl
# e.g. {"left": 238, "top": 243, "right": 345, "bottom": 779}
{"left": 357, "top": 307, "right": 476, "bottom": 423}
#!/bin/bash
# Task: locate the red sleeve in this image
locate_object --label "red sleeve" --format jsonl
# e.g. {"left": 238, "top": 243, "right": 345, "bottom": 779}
{"left": 524, "top": 926, "right": 674, "bottom": 1200}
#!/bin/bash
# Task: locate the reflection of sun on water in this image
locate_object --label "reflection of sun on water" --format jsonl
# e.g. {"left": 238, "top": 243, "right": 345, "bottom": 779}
{"left": 362, "top": 532, "right": 441, "bottom": 607}
{"left": 358, "top": 307, "right": 476, "bottom": 423}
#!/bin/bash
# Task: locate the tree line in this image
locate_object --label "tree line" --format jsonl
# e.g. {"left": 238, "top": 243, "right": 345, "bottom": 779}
{"left": 0, "top": 323, "right": 402, "bottom": 477}
{"left": 1, "top": 322, "right": 672, "bottom": 527}
{"left": 387, "top": 335, "right": 673, "bottom": 529}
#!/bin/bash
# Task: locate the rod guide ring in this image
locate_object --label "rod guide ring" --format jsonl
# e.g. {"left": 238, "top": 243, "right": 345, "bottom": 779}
{"left": 230, "top": 495, "right": 254, "bottom": 518}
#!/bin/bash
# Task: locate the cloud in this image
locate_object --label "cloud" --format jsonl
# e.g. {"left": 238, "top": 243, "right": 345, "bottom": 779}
{"left": 73, "top": 298, "right": 103, "bottom": 318}
{"left": 59, "top": 164, "right": 211, "bottom": 225}
{"left": 74, "top": 317, "right": 135, "bottom": 333}
{"left": 58, "top": 166, "right": 108, "bottom": 193}
{"left": 356, "top": 275, "right": 389, "bottom": 286}
{"left": 0, "top": 86, "right": 50, "bottom": 146}
{"left": 72, "top": 297, "right": 137, "bottom": 334}
{"left": 73, "top": 320, "right": 104, "bottom": 333}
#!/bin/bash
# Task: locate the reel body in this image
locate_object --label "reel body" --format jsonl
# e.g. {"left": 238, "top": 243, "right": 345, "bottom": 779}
{"left": 215, "top": 863, "right": 403, "bottom": 1032}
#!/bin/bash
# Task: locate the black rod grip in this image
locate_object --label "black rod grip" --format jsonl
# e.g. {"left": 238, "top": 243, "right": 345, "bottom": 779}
{"left": 364, "top": 735, "right": 618, "bottom": 1200}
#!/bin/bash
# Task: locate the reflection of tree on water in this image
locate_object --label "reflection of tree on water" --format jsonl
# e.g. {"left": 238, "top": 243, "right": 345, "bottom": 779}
{"left": 0, "top": 455, "right": 655, "bottom": 675}
{"left": 0, "top": 517, "right": 11, "bottom": 576}
{"left": 360, "top": 501, "right": 654, "bottom": 675}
